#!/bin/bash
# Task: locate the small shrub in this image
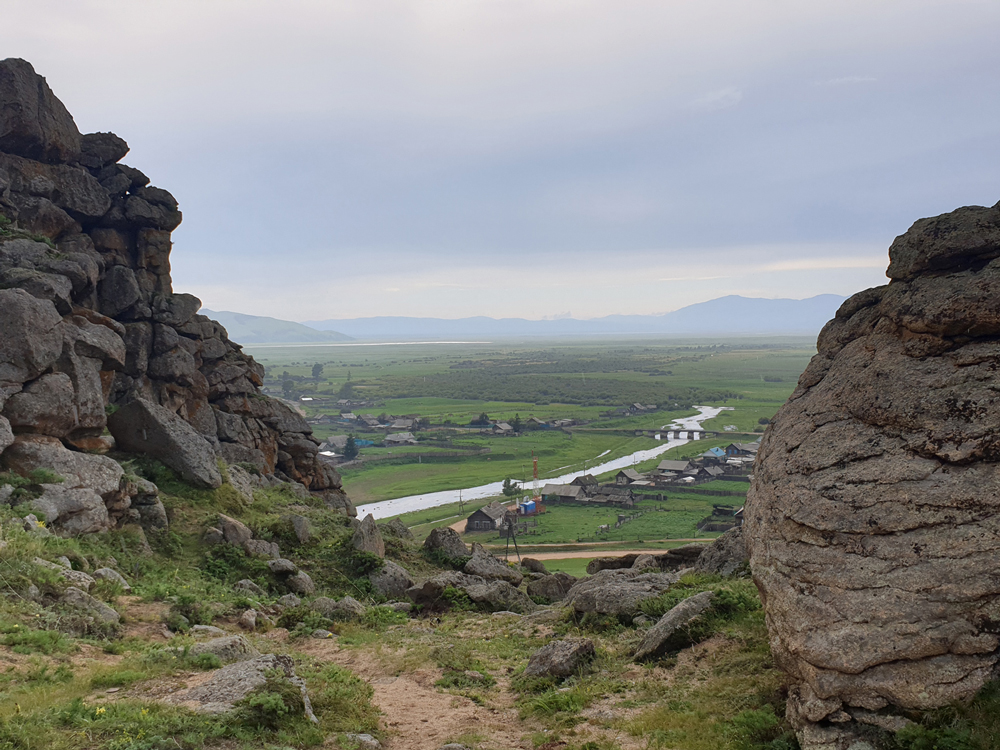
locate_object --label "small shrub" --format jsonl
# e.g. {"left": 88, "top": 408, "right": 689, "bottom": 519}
{"left": 91, "top": 669, "right": 147, "bottom": 689}
{"left": 1, "top": 624, "right": 75, "bottom": 655}
{"left": 237, "top": 671, "right": 307, "bottom": 730}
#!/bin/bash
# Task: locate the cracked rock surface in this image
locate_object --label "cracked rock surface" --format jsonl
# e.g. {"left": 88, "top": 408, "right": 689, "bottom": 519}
{"left": 745, "top": 199, "right": 1000, "bottom": 748}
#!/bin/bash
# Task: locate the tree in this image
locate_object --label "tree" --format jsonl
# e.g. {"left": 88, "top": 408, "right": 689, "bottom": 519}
{"left": 511, "top": 414, "right": 522, "bottom": 432}
{"left": 312, "top": 363, "right": 324, "bottom": 380}
{"left": 758, "top": 417, "right": 770, "bottom": 425}
{"left": 343, "top": 435, "right": 359, "bottom": 460}
{"left": 502, "top": 478, "right": 520, "bottom": 497}
{"left": 472, "top": 412, "right": 490, "bottom": 426}
{"left": 282, "top": 380, "right": 294, "bottom": 397}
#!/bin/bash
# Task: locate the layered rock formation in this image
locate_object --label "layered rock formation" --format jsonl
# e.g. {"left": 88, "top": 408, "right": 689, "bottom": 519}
{"left": 746, "top": 200, "right": 1000, "bottom": 748}
{"left": 0, "top": 58, "right": 353, "bottom": 530}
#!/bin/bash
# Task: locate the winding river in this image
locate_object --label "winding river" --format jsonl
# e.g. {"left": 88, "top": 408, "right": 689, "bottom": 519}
{"left": 356, "top": 405, "right": 727, "bottom": 520}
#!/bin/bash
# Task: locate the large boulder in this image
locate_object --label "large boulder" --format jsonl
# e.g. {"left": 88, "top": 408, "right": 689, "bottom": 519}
{"left": 0, "top": 58, "right": 81, "bottom": 163}
{"left": 423, "top": 527, "right": 469, "bottom": 560}
{"left": 108, "top": 399, "right": 222, "bottom": 488}
{"left": 524, "top": 638, "right": 595, "bottom": 678}
{"left": 746, "top": 200, "right": 1000, "bottom": 748}
{"left": 352, "top": 513, "right": 385, "bottom": 558}
{"left": 633, "top": 591, "right": 715, "bottom": 661}
{"left": 311, "top": 596, "right": 366, "bottom": 621}
{"left": 30, "top": 484, "right": 110, "bottom": 535}
{"left": 586, "top": 554, "right": 639, "bottom": 574}
{"left": 60, "top": 586, "right": 119, "bottom": 624}
{"left": 564, "top": 569, "right": 678, "bottom": 616}
{"left": 463, "top": 543, "right": 523, "bottom": 585}
{"left": 0, "top": 287, "right": 63, "bottom": 385}
{"left": 380, "top": 517, "right": 414, "bottom": 540}
{"left": 190, "top": 635, "right": 259, "bottom": 664}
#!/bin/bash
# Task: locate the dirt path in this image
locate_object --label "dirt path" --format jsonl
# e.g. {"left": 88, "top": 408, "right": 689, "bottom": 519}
{"left": 321, "top": 647, "right": 526, "bottom": 750}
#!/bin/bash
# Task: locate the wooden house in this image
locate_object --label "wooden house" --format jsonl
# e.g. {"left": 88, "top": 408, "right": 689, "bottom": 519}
{"left": 465, "top": 502, "right": 507, "bottom": 533}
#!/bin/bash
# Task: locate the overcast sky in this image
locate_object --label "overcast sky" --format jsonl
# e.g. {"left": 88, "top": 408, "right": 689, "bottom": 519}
{"left": 3, "top": 1, "right": 999, "bottom": 321}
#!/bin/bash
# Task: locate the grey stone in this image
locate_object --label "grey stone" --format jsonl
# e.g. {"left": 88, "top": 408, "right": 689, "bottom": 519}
{"left": 632, "top": 554, "right": 657, "bottom": 570}
{"left": 217, "top": 514, "right": 252, "bottom": 546}
{"left": 695, "top": 527, "right": 747, "bottom": 577}
{"left": 60, "top": 586, "right": 119, "bottom": 624}
{"left": 565, "top": 569, "right": 678, "bottom": 616}
{"left": 92, "top": 567, "right": 132, "bottom": 593}
{"left": 268, "top": 558, "right": 298, "bottom": 575}
{"left": 0, "top": 58, "right": 82, "bottom": 163}
{"left": 108, "top": 399, "right": 222, "bottom": 489}
{"left": 285, "top": 571, "right": 315, "bottom": 595}
{"left": 351, "top": 513, "right": 385, "bottom": 558}
{"left": 276, "top": 594, "right": 301, "bottom": 608}
{"left": 190, "top": 625, "right": 226, "bottom": 638}
{"left": 524, "top": 638, "right": 596, "bottom": 678}
{"left": 135, "top": 498, "right": 168, "bottom": 530}
{"left": 22, "top": 513, "right": 51, "bottom": 534}
{"left": 526, "top": 572, "right": 577, "bottom": 602}
{"left": 520, "top": 557, "right": 550, "bottom": 575}
{"left": 311, "top": 595, "right": 365, "bottom": 621}
{"left": 634, "top": 591, "right": 716, "bottom": 661}
{"left": 0, "top": 287, "right": 63, "bottom": 384}
{"left": 189, "top": 634, "right": 259, "bottom": 664}
{"left": 29, "top": 484, "right": 110, "bottom": 536}
{"left": 0, "top": 416, "right": 12, "bottom": 455}
{"left": 98, "top": 265, "right": 141, "bottom": 317}
{"left": 243, "top": 539, "right": 280, "bottom": 559}
{"left": 463, "top": 543, "right": 523, "bottom": 585}
{"left": 79, "top": 131, "right": 128, "bottom": 168}
{"left": 234, "top": 579, "right": 265, "bottom": 596}
{"left": 423, "top": 526, "right": 469, "bottom": 560}
{"left": 380, "top": 517, "right": 414, "bottom": 540}
{"left": 369, "top": 559, "right": 415, "bottom": 599}
{"left": 312, "top": 629, "right": 335, "bottom": 639}
{"left": 165, "top": 653, "right": 315, "bottom": 721}
{"left": 288, "top": 514, "right": 311, "bottom": 544}
{"left": 344, "top": 734, "right": 381, "bottom": 750}
{"left": 3, "top": 372, "right": 77, "bottom": 437}
{"left": 238, "top": 609, "right": 257, "bottom": 631}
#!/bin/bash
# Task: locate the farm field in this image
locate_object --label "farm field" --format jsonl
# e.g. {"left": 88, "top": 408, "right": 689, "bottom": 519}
{"left": 245, "top": 337, "right": 808, "bottom": 509}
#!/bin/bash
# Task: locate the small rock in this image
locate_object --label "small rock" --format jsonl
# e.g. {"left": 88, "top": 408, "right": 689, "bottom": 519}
{"left": 55, "top": 556, "right": 72, "bottom": 569}
{"left": 243, "top": 539, "right": 280, "bottom": 559}
{"left": 238, "top": 609, "right": 257, "bottom": 630}
{"left": 464, "top": 543, "right": 523, "bottom": 585}
{"left": 190, "top": 625, "right": 227, "bottom": 637}
{"left": 524, "top": 638, "right": 595, "bottom": 678}
{"left": 203, "top": 526, "right": 225, "bottom": 544}
{"left": 92, "top": 567, "right": 132, "bottom": 593}
{"left": 351, "top": 513, "right": 385, "bottom": 558}
{"left": 311, "top": 629, "right": 335, "bottom": 639}
{"left": 285, "top": 570, "right": 316, "bottom": 595}
{"left": 268, "top": 558, "right": 298, "bottom": 575}
{"left": 22, "top": 514, "right": 52, "bottom": 535}
{"left": 60, "top": 586, "right": 120, "bottom": 624}
{"left": 276, "top": 594, "right": 302, "bottom": 608}
{"left": 520, "top": 557, "right": 549, "bottom": 575}
{"left": 311, "top": 595, "right": 365, "bottom": 621}
{"left": 634, "top": 591, "right": 715, "bottom": 661}
{"left": 190, "top": 635, "right": 259, "bottom": 664}
{"left": 344, "top": 734, "right": 381, "bottom": 750}
{"left": 234, "top": 579, "right": 265, "bottom": 596}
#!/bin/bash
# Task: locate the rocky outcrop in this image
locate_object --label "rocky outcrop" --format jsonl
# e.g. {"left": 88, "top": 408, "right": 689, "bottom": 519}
{"left": 526, "top": 572, "right": 577, "bottom": 602}
{"left": 564, "top": 568, "right": 678, "bottom": 616}
{"left": 369, "top": 559, "right": 414, "bottom": 599}
{"left": 633, "top": 591, "right": 715, "bottom": 661}
{"left": 0, "top": 58, "right": 353, "bottom": 529}
{"left": 694, "top": 527, "right": 747, "bottom": 577}
{"left": 746, "top": 200, "right": 1000, "bottom": 748}
{"left": 463, "top": 543, "right": 523, "bottom": 585}
{"left": 351, "top": 514, "right": 385, "bottom": 558}
{"left": 423, "top": 527, "right": 469, "bottom": 560}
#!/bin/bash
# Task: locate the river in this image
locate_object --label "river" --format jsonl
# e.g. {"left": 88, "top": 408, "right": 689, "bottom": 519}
{"left": 355, "top": 405, "right": 728, "bottom": 520}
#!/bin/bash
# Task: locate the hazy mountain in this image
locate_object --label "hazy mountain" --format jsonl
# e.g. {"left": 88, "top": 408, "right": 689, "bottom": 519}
{"left": 202, "top": 309, "right": 352, "bottom": 344}
{"left": 302, "top": 295, "right": 847, "bottom": 339}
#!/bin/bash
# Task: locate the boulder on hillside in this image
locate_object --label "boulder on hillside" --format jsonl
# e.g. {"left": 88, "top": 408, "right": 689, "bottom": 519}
{"left": 633, "top": 590, "right": 716, "bottom": 661}
{"left": 92, "top": 567, "right": 131, "bottom": 592}
{"left": 0, "top": 288, "right": 64, "bottom": 387}
{"left": 217, "top": 514, "right": 252, "bottom": 546}
{"left": 352, "top": 513, "right": 385, "bottom": 558}
{"left": 526, "top": 572, "right": 577, "bottom": 602}
{"left": 0, "top": 58, "right": 82, "bottom": 164}
{"left": 190, "top": 634, "right": 259, "bottom": 664}
{"left": 746, "top": 199, "right": 1000, "bottom": 748}
{"left": 423, "top": 527, "right": 469, "bottom": 561}
{"left": 656, "top": 544, "right": 706, "bottom": 570}
{"left": 285, "top": 570, "right": 315, "bottom": 595}
{"left": 369, "top": 559, "right": 414, "bottom": 599}
{"left": 60, "top": 586, "right": 119, "bottom": 624}
{"left": 30, "top": 484, "right": 109, "bottom": 535}
{"left": 164, "top": 653, "right": 316, "bottom": 721}
{"left": 464, "top": 543, "right": 523, "bottom": 585}
{"left": 380, "top": 517, "right": 414, "bottom": 540}
{"left": 311, "top": 595, "right": 365, "bottom": 621}
{"left": 108, "top": 399, "right": 221, "bottom": 488}
{"left": 1, "top": 434, "right": 124, "bottom": 496}
{"left": 695, "top": 527, "right": 747, "bottom": 577}
{"left": 524, "top": 638, "right": 595, "bottom": 678}
{"left": 463, "top": 579, "right": 534, "bottom": 613}
{"left": 564, "top": 568, "right": 678, "bottom": 616}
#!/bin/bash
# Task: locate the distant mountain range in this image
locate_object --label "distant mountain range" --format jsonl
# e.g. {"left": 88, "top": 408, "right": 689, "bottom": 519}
{"left": 203, "top": 295, "right": 847, "bottom": 344}
{"left": 302, "top": 295, "right": 847, "bottom": 340}
{"left": 202, "top": 309, "right": 352, "bottom": 344}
